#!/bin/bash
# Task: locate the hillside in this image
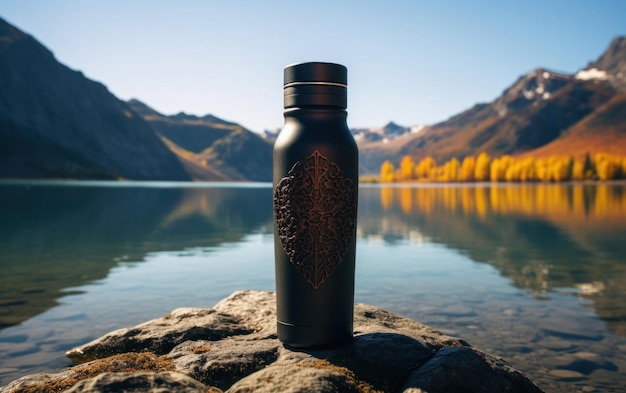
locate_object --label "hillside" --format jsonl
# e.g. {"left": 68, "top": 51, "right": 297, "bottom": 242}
{"left": 1, "top": 13, "right": 623, "bottom": 181}
{"left": 128, "top": 100, "right": 273, "bottom": 182}
{"left": 521, "top": 92, "right": 626, "bottom": 159}
{"left": 0, "top": 17, "right": 190, "bottom": 180}
{"left": 359, "top": 36, "right": 626, "bottom": 173}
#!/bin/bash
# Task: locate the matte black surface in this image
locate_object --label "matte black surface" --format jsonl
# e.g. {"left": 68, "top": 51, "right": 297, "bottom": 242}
{"left": 273, "top": 62, "right": 358, "bottom": 348}
{"left": 283, "top": 62, "right": 347, "bottom": 108}
{"left": 284, "top": 62, "right": 347, "bottom": 86}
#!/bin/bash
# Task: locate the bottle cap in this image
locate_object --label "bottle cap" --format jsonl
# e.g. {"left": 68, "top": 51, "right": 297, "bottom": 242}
{"left": 284, "top": 62, "right": 347, "bottom": 109}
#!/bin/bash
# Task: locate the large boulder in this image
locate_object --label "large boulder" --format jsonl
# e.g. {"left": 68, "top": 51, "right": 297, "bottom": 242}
{"left": 1, "top": 290, "right": 544, "bottom": 393}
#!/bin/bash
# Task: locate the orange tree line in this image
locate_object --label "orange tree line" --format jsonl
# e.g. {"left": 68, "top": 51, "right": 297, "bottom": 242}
{"left": 379, "top": 153, "right": 626, "bottom": 182}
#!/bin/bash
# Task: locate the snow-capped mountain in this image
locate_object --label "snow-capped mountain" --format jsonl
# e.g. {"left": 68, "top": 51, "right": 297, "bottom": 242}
{"left": 358, "top": 36, "right": 626, "bottom": 174}
{"left": 351, "top": 121, "right": 423, "bottom": 143}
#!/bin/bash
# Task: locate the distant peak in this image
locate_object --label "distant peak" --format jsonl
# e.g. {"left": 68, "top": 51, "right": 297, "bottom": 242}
{"left": 127, "top": 99, "right": 163, "bottom": 117}
{"left": 586, "top": 35, "right": 626, "bottom": 91}
{"left": 493, "top": 68, "right": 573, "bottom": 116}
{"left": 527, "top": 68, "right": 570, "bottom": 80}
{"left": 383, "top": 121, "right": 402, "bottom": 129}
{"left": 127, "top": 98, "right": 147, "bottom": 106}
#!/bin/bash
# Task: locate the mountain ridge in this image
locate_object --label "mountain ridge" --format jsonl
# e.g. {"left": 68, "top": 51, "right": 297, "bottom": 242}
{"left": 127, "top": 99, "right": 273, "bottom": 181}
{"left": 358, "top": 36, "right": 626, "bottom": 174}
{"left": 0, "top": 14, "right": 623, "bottom": 181}
{"left": 0, "top": 17, "right": 190, "bottom": 180}
{"left": 0, "top": 16, "right": 272, "bottom": 181}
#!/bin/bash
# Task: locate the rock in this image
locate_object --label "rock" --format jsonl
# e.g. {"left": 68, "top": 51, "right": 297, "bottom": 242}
{"left": 537, "top": 317, "right": 603, "bottom": 341}
{"left": 547, "top": 352, "right": 617, "bottom": 375}
{"left": 535, "top": 336, "right": 574, "bottom": 351}
{"left": 1, "top": 290, "right": 544, "bottom": 393}
{"left": 548, "top": 369, "right": 585, "bottom": 381}
{"left": 227, "top": 361, "right": 372, "bottom": 393}
{"left": 66, "top": 308, "right": 253, "bottom": 363}
{"left": 402, "top": 346, "right": 543, "bottom": 393}
{"left": 64, "top": 371, "right": 213, "bottom": 393}
{"left": 0, "top": 352, "right": 175, "bottom": 393}
{"left": 170, "top": 339, "right": 280, "bottom": 390}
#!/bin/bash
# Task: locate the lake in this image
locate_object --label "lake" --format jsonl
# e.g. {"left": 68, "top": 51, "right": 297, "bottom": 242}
{"left": 1, "top": 181, "right": 625, "bottom": 392}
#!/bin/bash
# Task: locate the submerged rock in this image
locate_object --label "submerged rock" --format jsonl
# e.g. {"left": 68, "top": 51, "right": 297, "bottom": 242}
{"left": 1, "top": 290, "right": 544, "bottom": 393}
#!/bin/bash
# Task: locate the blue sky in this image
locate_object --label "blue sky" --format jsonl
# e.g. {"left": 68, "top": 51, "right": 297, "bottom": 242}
{"left": 1, "top": 1, "right": 624, "bottom": 132}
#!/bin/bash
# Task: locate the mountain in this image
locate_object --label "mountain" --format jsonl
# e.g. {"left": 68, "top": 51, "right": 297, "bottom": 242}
{"left": 2, "top": 14, "right": 622, "bottom": 181}
{"left": 351, "top": 121, "right": 422, "bottom": 143}
{"left": 584, "top": 36, "right": 626, "bottom": 91}
{"left": 359, "top": 36, "right": 626, "bottom": 173}
{"left": 127, "top": 99, "right": 273, "bottom": 181}
{"left": 127, "top": 99, "right": 239, "bottom": 153}
{"left": 520, "top": 92, "right": 626, "bottom": 159}
{"left": 0, "top": 17, "right": 272, "bottom": 182}
{"left": 0, "top": 17, "right": 190, "bottom": 180}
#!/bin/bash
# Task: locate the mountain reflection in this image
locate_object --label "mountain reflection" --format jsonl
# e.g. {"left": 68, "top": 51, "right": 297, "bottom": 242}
{"left": 2, "top": 182, "right": 625, "bottom": 338}
{"left": 362, "top": 183, "right": 626, "bottom": 336}
{"left": 0, "top": 183, "right": 273, "bottom": 330}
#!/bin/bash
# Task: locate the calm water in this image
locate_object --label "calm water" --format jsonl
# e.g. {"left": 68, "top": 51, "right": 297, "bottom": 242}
{"left": 1, "top": 181, "right": 625, "bottom": 392}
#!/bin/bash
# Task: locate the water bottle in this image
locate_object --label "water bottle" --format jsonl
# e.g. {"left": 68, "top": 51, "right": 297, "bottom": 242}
{"left": 273, "top": 62, "right": 358, "bottom": 348}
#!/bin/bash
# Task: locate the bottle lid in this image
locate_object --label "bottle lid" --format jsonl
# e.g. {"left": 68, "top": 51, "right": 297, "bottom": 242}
{"left": 284, "top": 62, "right": 347, "bottom": 109}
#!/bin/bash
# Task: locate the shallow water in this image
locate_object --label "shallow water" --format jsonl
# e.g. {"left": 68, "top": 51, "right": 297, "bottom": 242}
{"left": 1, "top": 181, "right": 625, "bottom": 392}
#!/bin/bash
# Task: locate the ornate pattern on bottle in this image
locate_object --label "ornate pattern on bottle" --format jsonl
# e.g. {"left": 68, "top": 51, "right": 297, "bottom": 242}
{"left": 274, "top": 150, "right": 357, "bottom": 289}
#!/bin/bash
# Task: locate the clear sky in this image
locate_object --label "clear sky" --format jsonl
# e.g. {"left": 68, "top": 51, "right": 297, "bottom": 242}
{"left": 1, "top": 0, "right": 624, "bottom": 132}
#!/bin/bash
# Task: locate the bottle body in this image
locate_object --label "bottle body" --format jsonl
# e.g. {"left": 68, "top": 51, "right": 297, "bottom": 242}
{"left": 273, "top": 107, "right": 358, "bottom": 348}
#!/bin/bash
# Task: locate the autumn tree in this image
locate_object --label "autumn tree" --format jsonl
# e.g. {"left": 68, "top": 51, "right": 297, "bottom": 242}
{"left": 379, "top": 151, "right": 625, "bottom": 183}
{"left": 595, "top": 153, "right": 620, "bottom": 181}
{"left": 518, "top": 157, "right": 537, "bottom": 181}
{"left": 535, "top": 158, "right": 549, "bottom": 182}
{"left": 459, "top": 156, "right": 476, "bottom": 182}
{"left": 474, "top": 152, "right": 491, "bottom": 181}
{"left": 571, "top": 159, "right": 584, "bottom": 180}
{"left": 380, "top": 160, "right": 395, "bottom": 182}
{"left": 490, "top": 155, "right": 514, "bottom": 181}
{"left": 439, "top": 157, "right": 460, "bottom": 182}
{"left": 399, "top": 156, "right": 416, "bottom": 181}
{"left": 415, "top": 156, "right": 437, "bottom": 180}
{"left": 548, "top": 156, "right": 571, "bottom": 182}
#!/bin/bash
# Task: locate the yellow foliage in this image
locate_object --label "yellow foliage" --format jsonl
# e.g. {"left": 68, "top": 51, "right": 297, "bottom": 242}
{"left": 380, "top": 161, "right": 395, "bottom": 183}
{"left": 399, "top": 156, "right": 416, "bottom": 181}
{"left": 490, "top": 155, "right": 514, "bottom": 181}
{"left": 438, "top": 158, "right": 460, "bottom": 182}
{"left": 594, "top": 153, "right": 623, "bottom": 181}
{"left": 571, "top": 160, "right": 584, "bottom": 181}
{"left": 459, "top": 156, "right": 476, "bottom": 182}
{"left": 474, "top": 152, "right": 491, "bottom": 181}
{"left": 378, "top": 152, "right": 626, "bottom": 183}
{"left": 596, "top": 159, "right": 616, "bottom": 181}
{"left": 415, "top": 156, "right": 437, "bottom": 179}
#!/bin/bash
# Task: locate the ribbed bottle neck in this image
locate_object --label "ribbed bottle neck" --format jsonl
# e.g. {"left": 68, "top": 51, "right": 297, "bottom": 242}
{"left": 283, "top": 62, "right": 347, "bottom": 109}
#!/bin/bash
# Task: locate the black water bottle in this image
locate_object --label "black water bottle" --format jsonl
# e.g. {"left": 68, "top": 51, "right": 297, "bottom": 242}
{"left": 273, "top": 62, "right": 358, "bottom": 348}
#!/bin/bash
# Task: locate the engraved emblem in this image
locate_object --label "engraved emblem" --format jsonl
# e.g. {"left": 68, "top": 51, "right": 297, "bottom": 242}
{"left": 274, "top": 150, "right": 357, "bottom": 289}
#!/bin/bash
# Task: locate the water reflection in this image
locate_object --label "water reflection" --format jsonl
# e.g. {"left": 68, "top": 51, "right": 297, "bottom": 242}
{"left": 381, "top": 183, "right": 626, "bottom": 222}
{"left": 2, "top": 182, "right": 625, "bottom": 339}
{"left": 364, "top": 183, "right": 626, "bottom": 336}
{"left": 0, "top": 183, "right": 273, "bottom": 331}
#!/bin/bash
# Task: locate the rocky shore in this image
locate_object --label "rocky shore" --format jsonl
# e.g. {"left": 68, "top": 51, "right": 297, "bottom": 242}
{"left": 1, "top": 290, "right": 544, "bottom": 392}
